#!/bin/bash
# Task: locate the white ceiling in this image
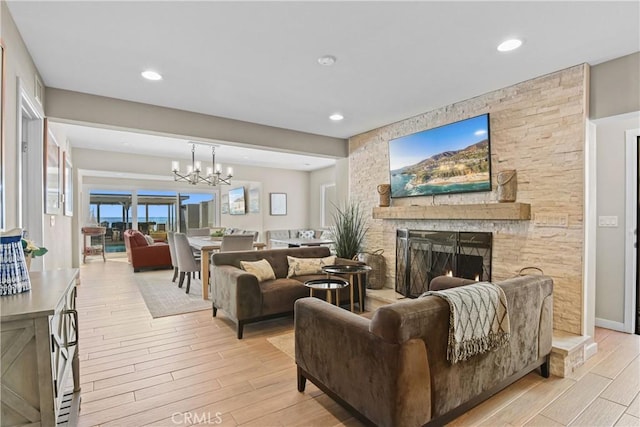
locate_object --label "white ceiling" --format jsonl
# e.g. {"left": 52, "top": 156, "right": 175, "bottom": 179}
{"left": 7, "top": 1, "right": 640, "bottom": 170}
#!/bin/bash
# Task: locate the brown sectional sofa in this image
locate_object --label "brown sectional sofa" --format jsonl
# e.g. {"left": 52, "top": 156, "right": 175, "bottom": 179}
{"left": 295, "top": 274, "right": 553, "bottom": 427}
{"left": 211, "top": 246, "right": 361, "bottom": 338}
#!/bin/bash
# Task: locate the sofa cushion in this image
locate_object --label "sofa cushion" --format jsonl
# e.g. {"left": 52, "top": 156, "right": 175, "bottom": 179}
{"left": 297, "top": 229, "right": 315, "bottom": 239}
{"left": 268, "top": 230, "right": 292, "bottom": 240}
{"left": 287, "top": 255, "right": 336, "bottom": 278}
{"left": 259, "top": 278, "right": 310, "bottom": 315}
{"left": 144, "top": 234, "right": 155, "bottom": 245}
{"left": 240, "top": 259, "right": 276, "bottom": 282}
{"left": 130, "top": 230, "right": 149, "bottom": 247}
{"left": 320, "top": 229, "right": 332, "bottom": 240}
{"left": 212, "top": 246, "right": 332, "bottom": 278}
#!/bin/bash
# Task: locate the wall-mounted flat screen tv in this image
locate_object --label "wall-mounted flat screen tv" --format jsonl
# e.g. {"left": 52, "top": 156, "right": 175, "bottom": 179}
{"left": 228, "top": 187, "right": 246, "bottom": 215}
{"left": 388, "top": 113, "right": 491, "bottom": 198}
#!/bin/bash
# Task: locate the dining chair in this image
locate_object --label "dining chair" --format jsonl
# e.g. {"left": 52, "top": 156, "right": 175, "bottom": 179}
{"left": 167, "top": 231, "right": 179, "bottom": 282}
{"left": 220, "top": 235, "right": 255, "bottom": 252}
{"left": 186, "top": 227, "right": 210, "bottom": 237}
{"left": 173, "top": 232, "right": 201, "bottom": 293}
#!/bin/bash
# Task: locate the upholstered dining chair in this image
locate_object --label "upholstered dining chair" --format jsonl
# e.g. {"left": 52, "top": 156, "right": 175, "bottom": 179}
{"left": 220, "top": 234, "right": 255, "bottom": 252}
{"left": 186, "top": 227, "right": 210, "bottom": 237}
{"left": 173, "top": 232, "right": 201, "bottom": 293}
{"left": 167, "top": 231, "right": 179, "bottom": 282}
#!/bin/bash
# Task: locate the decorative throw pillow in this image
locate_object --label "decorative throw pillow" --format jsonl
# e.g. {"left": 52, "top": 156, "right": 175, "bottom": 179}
{"left": 320, "top": 230, "right": 332, "bottom": 240}
{"left": 287, "top": 255, "right": 336, "bottom": 278}
{"left": 298, "top": 229, "right": 315, "bottom": 239}
{"left": 240, "top": 259, "right": 276, "bottom": 282}
{"left": 144, "top": 235, "right": 155, "bottom": 245}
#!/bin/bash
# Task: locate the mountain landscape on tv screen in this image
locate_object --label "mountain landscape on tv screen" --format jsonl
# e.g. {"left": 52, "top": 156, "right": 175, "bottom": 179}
{"left": 390, "top": 140, "right": 490, "bottom": 197}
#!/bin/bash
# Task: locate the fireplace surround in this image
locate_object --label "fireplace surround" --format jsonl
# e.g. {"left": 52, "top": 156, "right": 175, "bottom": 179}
{"left": 396, "top": 229, "right": 492, "bottom": 298}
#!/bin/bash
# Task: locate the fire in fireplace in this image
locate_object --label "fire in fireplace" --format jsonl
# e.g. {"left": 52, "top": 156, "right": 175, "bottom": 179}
{"left": 396, "top": 230, "right": 492, "bottom": 298}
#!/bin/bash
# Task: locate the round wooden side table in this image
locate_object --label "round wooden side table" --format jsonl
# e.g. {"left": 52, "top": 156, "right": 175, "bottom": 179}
{"left": 322, "top": 264, "right": 372, "bottom": 312}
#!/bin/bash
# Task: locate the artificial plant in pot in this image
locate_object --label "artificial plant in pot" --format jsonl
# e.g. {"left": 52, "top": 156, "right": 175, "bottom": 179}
{"left": 330, "top": 201, "right": 369, "bottom": 260}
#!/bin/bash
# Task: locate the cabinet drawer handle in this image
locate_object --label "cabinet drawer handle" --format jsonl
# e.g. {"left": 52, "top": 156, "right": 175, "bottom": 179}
{"left": 64, "top": 309, "right": 79, "bottom": 347}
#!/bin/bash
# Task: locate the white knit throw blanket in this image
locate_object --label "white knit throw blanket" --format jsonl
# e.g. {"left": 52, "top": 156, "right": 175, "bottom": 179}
{"left": 422, "top": 282, "right": 510, "bottom": 364}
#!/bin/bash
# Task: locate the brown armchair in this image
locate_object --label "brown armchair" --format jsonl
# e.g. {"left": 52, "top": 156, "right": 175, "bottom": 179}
{"left": 123, "top": 229, "right": 172, "bottom": 272}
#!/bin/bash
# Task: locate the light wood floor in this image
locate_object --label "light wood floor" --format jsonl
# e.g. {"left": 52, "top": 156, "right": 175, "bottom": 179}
{"left": 75, "top": 260, "right": 640, "bottom": 426}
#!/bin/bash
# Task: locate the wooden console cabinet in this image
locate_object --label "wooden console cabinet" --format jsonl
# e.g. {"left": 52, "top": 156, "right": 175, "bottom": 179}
{"left": 0, "top": 269, "right": 81, "bottom": 426}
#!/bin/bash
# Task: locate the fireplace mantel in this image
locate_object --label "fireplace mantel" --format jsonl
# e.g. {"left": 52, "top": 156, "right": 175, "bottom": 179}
{"left": 372, "top": 203, "right": 531, "bottom": 220}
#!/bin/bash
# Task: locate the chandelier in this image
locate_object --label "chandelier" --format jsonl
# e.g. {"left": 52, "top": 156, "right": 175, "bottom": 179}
{"left": 171, "top": 143, "right": 233, "bottom": 186}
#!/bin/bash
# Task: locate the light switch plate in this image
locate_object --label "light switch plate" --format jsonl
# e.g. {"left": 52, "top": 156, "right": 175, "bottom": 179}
{"left": 534, "top": 213, "right": 569, "bottom": 228}
{"left": 598, "top": 216, "right": 618, "bottom": 227}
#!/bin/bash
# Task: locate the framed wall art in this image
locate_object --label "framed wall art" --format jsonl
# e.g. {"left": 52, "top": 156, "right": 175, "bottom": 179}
{"left": 269, "top": 193, "right": 286, "bottom": 216}
{"left": 63, "top": 152, "right": 73, "bottom": 216}
{"left": 248, "top": 187, "right": 260, "bottom": 213}
{"left": 44, "top": 120, "right": 61, "bottom": 215}
{"left": 221, "top": 194, "right": 229, "bottom": 214}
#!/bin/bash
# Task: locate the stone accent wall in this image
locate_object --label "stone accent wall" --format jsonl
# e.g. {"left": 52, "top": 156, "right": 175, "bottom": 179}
{"left": 349, "top": 64, "right": 588, "bottom": 335}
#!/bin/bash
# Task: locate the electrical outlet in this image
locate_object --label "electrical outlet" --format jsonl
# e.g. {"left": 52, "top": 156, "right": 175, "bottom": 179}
{"left": 598, "top": 216, "right": 618, "bottom": 227}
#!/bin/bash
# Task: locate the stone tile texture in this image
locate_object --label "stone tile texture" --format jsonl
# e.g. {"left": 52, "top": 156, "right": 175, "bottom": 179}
{"left": 349, "top": 64, "right": 588, "bottom": 335}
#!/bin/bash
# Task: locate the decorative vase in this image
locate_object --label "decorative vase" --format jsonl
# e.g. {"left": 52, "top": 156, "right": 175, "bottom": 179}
{"left": 377, "top": 184, "right": 391, "bottom": 207}
{"left": 25, "top": 254, "right": 32, "bottom": 271}
{"left": 0, "top": 228, "right": 31, "bottom": 295}
{"left": 497, "top": 170, "right": 517, "bottom": 203}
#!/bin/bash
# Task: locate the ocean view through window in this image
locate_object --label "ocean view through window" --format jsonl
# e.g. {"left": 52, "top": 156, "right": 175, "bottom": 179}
{"left": 88, "top": 190, "right": 217, "bottom": 253}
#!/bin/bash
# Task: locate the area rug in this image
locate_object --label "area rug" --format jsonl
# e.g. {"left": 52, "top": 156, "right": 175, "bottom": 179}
{"left": 267, "top": 332, "right": 295, "bottom": 360}
{"left": 134, "top": 269, "right": 211, "bottom": 318}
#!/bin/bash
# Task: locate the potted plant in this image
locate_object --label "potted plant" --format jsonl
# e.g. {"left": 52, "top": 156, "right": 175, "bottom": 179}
{"left": 22, "top": 238, "right": 48, "bottom": 270}
{"left": 210, "top": 227, "right": 225, "bottom": 240}
{"left": 329, "top": 201, "right": 369, "bottom": 259}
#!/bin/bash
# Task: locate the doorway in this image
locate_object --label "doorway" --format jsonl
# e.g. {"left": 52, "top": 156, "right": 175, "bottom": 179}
{"left": 17, "top": 82, "right": 45, "bottom": 270}
{"left": 626, "top": 128, "right": 640, "bottom": 335}
{"left": 637, "top": 135, "right": 640, "bottom": 334}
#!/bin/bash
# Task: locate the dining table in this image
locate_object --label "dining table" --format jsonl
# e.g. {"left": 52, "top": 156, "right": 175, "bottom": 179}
{"left": 187, "top": 236, "right": 266, "bottom": 300}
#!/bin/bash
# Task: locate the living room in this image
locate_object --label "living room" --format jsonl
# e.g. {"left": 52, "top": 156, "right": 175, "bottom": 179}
{"left": 1, "top": 1, "right": 639, "bottom": 426}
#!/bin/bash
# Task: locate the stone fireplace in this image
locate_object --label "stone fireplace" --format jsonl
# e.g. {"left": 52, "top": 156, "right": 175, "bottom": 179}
{"left": 348, "top": 64, "right": 589, "bottom": 335}
{"left": 396, "top": 229, "right": 492, "bottom": 297}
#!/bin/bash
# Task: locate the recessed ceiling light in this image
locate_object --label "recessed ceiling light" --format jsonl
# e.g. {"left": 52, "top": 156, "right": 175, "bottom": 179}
{"left": 318, "top": 55, "right": 337, "bottom": 66}
{"left": 141, "top": 70, "right": 162, "bottom": 81}
{"left": 497, "top": 39, "right": 523, "bottom": 52}
{"left": 329, "top": 113, "right": 344, "bottom": 121}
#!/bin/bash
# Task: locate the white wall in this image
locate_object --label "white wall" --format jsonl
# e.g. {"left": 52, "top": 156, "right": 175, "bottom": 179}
{"left": 1, "top": 1, "right": 44, "bottom": 229}
{"left": 595, "top": 112, "right": 640, "bottom": 326}
{"left": 309, "top": 166, "right": 335, "bottom": 229}
{"left": 1, "top": 3, "right": 74, "bottom": 270}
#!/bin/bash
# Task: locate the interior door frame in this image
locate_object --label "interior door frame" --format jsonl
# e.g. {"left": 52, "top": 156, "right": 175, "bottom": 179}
{"left": 17, "top": 78, "right": 45, "bottom": 270}
{"left": 625, "top": 127, "right": 640, "bottom": 333}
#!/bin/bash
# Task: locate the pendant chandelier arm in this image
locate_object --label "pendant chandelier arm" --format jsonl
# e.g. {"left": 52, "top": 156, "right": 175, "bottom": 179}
{"left": 171, "top": 143, "right": 232, "bottom": 186}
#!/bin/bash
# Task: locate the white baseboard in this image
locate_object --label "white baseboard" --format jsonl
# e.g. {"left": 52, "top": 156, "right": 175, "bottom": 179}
{"left": 584, "top": 341, "right": 598, "bottom": 360}
{"left": 595, "top": 317, "right": 626, "bottom": 332}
